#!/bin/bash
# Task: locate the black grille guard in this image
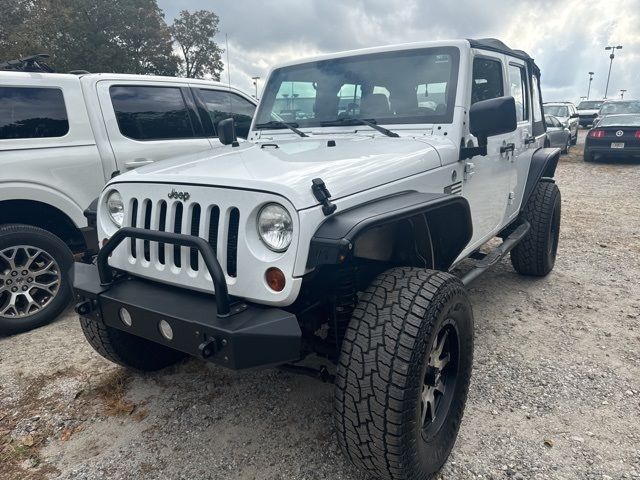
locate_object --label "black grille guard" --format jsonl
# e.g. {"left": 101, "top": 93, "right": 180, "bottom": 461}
{"left": 97, "top": 227, "right": 237, "bottom": 317}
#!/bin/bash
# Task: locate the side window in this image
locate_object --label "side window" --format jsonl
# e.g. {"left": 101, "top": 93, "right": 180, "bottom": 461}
{"left": 198, "top": 90, "right": 256, "bottom": 139}
{"left": 531, "top": 75, "right": 543, "bottom": 123}
{"left": 471, "top": 57, "right": 504, "bottom": 104}
{"left": 109, "top": 86, "right": 197, "bottom": 141}
{"left": 0, "top": 87, "right": 69, "bottom": 139}
{"left": 508, "top": 64, "right": 529, "bottom": 122}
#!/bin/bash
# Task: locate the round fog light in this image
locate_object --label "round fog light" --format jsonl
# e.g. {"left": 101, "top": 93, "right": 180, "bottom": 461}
{"left": 119, "top": 307, "right": 132, "bottom": 327}
{"left": 158, "top": 319, "right": 173, "bottom": 341}
{"left": 265, "top": 267, "right": 286, "bottom": 292}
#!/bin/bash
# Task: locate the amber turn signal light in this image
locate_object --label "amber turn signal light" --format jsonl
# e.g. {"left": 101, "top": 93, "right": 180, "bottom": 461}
{"left": 265, "top": 267, "right": 286, "bottom": 292}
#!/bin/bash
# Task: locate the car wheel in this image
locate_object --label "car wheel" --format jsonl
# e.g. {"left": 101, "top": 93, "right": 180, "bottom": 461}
{"left": 571, "top": 128, "right": 578, "bottom": 145}
{"left": 334, "top": 267, "right": 474, "bottom": 480}
{"left": 0, "top": 224, "right": 74, "bottom": 335}
{"left": 510, "top": 181, "right": 561, "bottom": 276}
{"left": 562, "top": 136, "right": 570, "bottom": 154}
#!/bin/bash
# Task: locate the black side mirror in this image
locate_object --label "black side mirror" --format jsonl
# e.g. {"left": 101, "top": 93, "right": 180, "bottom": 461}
{"left": 570, "top": 113, "right": 579, "bottom": 118}
{"left": 469, "top": 96, "right": 518, "bottom": 147}
{"left": 218, "top": 118, "right": 237, "bottom": 145}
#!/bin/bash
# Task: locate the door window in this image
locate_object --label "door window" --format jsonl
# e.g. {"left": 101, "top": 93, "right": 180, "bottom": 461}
{"left": 531, "top": 75, "right": 543, "bottom": 123}
{"left": 109, "top": 85, "right": 197, "bottom": 140}
{"left": 0, "top": 87, "right": 69, "bottom": 139}
{"left": 197, "top": 90, "right": 256, "bottom": 139}
{"left": 508, "top": 64, "right": 529, "bottom": 122}
{"left": 471, "top": 57, "right": 504, "bottom": 104}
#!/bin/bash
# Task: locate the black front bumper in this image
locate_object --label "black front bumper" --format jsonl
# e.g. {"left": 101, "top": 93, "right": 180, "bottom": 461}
{"left": 73, "top": 230, "right": 302, "bottom": 370}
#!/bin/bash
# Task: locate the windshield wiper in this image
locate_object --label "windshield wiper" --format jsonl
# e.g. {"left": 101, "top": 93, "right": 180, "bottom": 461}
{"left": 320, "top": 117, "right": 399, "bottom": 137}
{"left": 254, "top": 120, "right": 308, "bottom": 137}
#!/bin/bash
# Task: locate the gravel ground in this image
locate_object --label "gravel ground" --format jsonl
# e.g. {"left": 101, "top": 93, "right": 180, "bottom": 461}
{"left": 1, "top": 130, "right": 639, "bottom": 480}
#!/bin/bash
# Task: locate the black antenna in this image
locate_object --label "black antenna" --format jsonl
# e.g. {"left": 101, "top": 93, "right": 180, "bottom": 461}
{"left": 0, "top": 53, "right": 55, "bottom": 73}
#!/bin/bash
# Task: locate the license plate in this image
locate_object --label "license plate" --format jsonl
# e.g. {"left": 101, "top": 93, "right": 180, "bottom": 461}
{"left": 611, "top": 142, "right": 625, "bottom": 149}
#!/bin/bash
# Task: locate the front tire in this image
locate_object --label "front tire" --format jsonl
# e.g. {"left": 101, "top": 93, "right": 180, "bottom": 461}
{"left": 510, "top": 181, "right": 561, "bottom": 276}
{"left": 334, "top": 268, "right": 474, "bottom": 480}
{"left": 80, "top": 317, "right": 186, "bottom": 371}
{"left": 0, "top": 224, "right": 74, "bottom": 335}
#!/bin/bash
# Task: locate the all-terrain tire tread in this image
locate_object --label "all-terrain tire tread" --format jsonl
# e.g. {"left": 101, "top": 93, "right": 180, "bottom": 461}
{"left": 334, "top": 267, "right": 471, "bottom": 480}
{"left": 510, "top": 181, "right": 560, "bottom": 276}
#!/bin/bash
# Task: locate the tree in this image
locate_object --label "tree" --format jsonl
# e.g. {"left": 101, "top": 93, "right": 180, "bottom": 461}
{"left": 171, "top": 10, "right": 224, "bottom": 80}
{"left": 1, "top": 0, "right": 179, "bottom": 76}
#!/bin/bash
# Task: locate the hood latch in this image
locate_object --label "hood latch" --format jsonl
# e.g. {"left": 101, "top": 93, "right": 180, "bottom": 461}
{"left": 311, "top": 178, "right": 337, "bottom": 216}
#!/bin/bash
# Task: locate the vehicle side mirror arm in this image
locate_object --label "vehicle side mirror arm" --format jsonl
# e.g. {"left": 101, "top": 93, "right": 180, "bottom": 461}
{"left": 459, "top": 145, "right": 487, "bottom": 160}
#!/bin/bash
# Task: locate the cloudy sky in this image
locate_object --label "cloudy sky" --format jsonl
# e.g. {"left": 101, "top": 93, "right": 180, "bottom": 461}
{"left": 159, "top": 0, "right": 640, "bottom": 103}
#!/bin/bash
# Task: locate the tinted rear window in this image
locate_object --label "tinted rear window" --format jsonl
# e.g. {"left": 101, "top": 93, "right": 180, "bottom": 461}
{"left": 109, "top": 86, "right": 197, "bottom": 140}
{"left": 0, "top": 87, "right": 69, "bottom": 139}
{"left": 598, "top": 114, "right": 640, "bottom": 127}
{"left": 577, "top": 101, "right": 603, "bottom": 110}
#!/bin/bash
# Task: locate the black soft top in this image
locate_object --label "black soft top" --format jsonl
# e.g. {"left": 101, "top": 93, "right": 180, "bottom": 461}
{"left": 468, "top": 38, "right": 541, "bottom": 76}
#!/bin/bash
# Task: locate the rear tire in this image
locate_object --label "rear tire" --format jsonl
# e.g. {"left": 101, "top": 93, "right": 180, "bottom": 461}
{"left": 80, "top": 317, "right": 186, "bottom": 371}
{"left": 334, "top": 267, "right": 474, "bottom": 480}
{"left": 561, "top": 136, "right": 570, "bottom": 154}
{"left": 510, "top": 181, "right": 561, "bottom": 276}
{"left": 0, "top": 224, "right": 73, "bottom": 335}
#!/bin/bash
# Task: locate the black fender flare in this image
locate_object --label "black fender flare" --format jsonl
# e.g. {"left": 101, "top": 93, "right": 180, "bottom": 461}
{"left": 306, "top": 191, "right": 473, "bottom": 270}
{"left": 522, "top": 147, "right": 561, "bottom": 207}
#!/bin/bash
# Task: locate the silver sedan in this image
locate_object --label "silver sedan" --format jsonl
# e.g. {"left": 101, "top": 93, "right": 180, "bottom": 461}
{"left": 545, "top": 114, "right": 572, "bottom": 154}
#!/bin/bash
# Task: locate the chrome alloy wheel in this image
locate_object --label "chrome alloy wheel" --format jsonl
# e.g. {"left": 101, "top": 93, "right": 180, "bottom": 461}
{"left": 0, "top": 245, "right": 61, "bottom": 318}
{"left": 421, "top": 319, "right": 459, "bottom": 439}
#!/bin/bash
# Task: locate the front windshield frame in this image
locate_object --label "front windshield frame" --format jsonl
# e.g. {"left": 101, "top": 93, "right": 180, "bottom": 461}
{"left": 254, "top": 46, "right": 461, "bottom": 129}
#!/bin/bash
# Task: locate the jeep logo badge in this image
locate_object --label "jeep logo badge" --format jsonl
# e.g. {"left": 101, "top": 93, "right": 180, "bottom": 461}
{"left": 168, "top": 189, "right": 190, "bottom": 201}
{"left": 615, "top": 130, "right": 623, "bottom": 137}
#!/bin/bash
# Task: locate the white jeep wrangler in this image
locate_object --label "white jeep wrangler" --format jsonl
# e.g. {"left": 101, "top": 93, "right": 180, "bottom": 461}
{"left": 74, "top": 38, "right": 560, "bottom": 479}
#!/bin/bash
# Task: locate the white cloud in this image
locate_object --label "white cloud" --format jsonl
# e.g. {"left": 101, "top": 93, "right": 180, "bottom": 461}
{"left": 160, "top": 0, "right": 640, "bottom": 102}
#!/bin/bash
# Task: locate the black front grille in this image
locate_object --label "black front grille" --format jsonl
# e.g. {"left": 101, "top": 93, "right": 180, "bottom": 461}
{"left": 129, "top": 199, "right": 239, "bottom": 278}
{"left": 227, "top": 208, "right": 240, "bottom": 278}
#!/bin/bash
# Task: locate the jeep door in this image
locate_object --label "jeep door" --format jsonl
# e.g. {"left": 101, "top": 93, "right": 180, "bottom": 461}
{"left": 96, "top": 80, "right": 212, "bottom": 172}
{"left": 505, "top": 58, "right": 533, "bottom": 221}
{"left": 463, "top": 53, "right": 514, "bottom": 248}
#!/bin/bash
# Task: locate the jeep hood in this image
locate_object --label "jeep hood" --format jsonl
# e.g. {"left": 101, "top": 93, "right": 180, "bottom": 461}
{"left": 113, "top": 135, "right": 447, "bottom": 210}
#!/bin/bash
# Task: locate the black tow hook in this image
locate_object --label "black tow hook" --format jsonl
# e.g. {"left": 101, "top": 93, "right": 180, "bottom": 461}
{"left": 74, "top": 300, "right": 93, "bottom": 315}
{"left": 198, "top": 339, "right": 219, "bottom": 359}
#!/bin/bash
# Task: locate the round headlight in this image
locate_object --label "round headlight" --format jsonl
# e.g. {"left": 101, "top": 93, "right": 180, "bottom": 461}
{"left": 106, "top": 190, "right": 124, "bottom": 227}
{"left": 257, "top": 203, "right": 293, "bottom": 252}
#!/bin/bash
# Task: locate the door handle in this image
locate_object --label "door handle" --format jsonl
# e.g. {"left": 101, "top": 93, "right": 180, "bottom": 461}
{"left": 524, "top": 136, "right": 536, "bottom": 145}
{"left": 125, "top": 158, "right": 154, "bottom": 168}
{"left": 500, "top": 143, "right": 515, "bottom": 154}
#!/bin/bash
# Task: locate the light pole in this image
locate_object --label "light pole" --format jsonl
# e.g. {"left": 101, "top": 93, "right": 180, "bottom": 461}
{"left": 620, "top": 89, "right": 627, "bottom": 99}
{"left": 603, "top": 45, "right": 622, "bottom": 99}
{"left": 587, "top": 72, "right": 594, "bottom": 99}
{"left": 251, "top": 76, "right": 260, "bottom": 100}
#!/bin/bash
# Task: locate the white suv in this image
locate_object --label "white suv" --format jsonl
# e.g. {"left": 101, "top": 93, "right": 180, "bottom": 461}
{"left": 74, "top": 38, "right": 561, "bottom": 480}
{"left": 0, "top": 67, "right": 256, "bottom": 333}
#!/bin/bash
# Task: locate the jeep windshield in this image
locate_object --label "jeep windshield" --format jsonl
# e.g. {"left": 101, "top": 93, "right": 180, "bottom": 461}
{"left": 255, "top": 47, "right": 460, "bottom": 130}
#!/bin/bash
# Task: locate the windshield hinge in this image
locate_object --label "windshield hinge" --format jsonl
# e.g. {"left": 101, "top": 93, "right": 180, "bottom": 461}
{"left": 311, "top": 178, "right": 337, "bottom": 216}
